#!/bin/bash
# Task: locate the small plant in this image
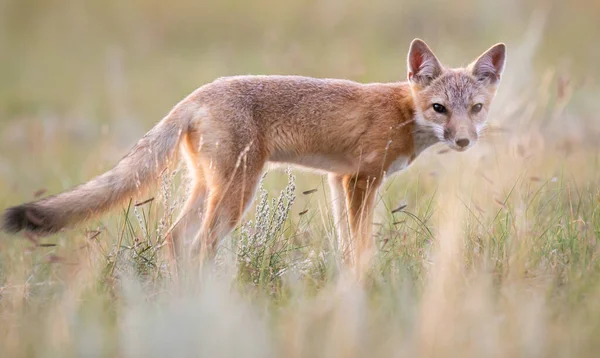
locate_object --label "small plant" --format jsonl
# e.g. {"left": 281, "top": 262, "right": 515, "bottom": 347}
{"left": 235, "top": 169, "right": 298, "bottom": 292}
{"left": 104, "top": 169, "right": 180, "bottom": 284}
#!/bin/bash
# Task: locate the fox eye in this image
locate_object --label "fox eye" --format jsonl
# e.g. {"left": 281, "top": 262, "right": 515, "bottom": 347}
{"left": 472, "top": 103, "right": 483, "bottom": 113}
{"left": 432, "top": 103, "right": 447, "bottom": 113}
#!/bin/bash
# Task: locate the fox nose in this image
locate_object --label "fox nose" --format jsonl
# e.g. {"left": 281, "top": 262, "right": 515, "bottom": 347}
{"left": 455, "top": 138, "right": 470, "bottom": 148}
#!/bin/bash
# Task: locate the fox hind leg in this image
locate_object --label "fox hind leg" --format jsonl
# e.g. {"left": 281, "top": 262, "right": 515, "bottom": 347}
{"left": 190, "top": 150, "right": 265, "bottom": 262}
{"left": 166, "top": 133, "right": 208, "bottom": 264}
{"left": 166, "top": 180, "right": 207, "bottom": 263}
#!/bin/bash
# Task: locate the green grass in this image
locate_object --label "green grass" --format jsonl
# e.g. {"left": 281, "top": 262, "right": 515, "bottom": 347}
{"left": 2, "top": 138, "right": 599, "bottom": 357}
{"left": 2, "top": 0, "right": 600, "bottom": 357}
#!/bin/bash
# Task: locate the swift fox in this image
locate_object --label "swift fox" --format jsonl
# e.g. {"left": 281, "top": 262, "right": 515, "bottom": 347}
{"left": 2, "top": 39, "right": 506, "bottom": 268}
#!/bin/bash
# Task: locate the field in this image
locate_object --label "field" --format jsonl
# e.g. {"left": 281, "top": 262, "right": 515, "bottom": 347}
{"left": 1, "top": 0, "right": 600, "bottom": 357}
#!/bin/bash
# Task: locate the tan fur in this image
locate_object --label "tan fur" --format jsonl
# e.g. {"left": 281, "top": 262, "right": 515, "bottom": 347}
{"left": 2, "top": 39, "right": 506, "bottom": 272}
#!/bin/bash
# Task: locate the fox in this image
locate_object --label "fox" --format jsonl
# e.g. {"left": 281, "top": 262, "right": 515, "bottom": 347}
{"left": 1, "top": 39, "right": 505, "bottom": 270}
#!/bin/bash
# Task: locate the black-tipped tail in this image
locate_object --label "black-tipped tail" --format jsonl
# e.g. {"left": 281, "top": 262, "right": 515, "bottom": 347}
{"left": 2, "top": 104, "right": 190, "bottom": 237}
{"left": 2, "top": 204, "right": 61, "bottom": 235}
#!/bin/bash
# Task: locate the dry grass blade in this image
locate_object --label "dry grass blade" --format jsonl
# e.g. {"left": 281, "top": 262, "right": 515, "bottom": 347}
{"left": 391, "top": 204, "right": 407, "bottom": 214}
{"left": 494, "top": 198, "right": 507, "bottom": 208}
{"left": 86, "top": 230, "right": 102, "bottom": 240}
{"left": 481, "top": 174, "right": 495, "bottom": 185}
{"left": 37, "top": 243, "right": 57, "bottom": 247}
{"left": 33, "top": 188, "right": 46, "bottom": 198}
{"left": 134, "top": 197, "right": 155, "bottom": 207}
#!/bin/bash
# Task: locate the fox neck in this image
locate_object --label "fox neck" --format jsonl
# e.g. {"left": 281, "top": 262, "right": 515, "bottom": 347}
{"left": 411, "top": 108, "right": 442, "bottom": 157}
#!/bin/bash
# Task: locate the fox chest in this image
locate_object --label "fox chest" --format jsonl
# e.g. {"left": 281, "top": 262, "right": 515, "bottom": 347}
{"left": 384, "top": 154, "right": 415, "bottom": 177}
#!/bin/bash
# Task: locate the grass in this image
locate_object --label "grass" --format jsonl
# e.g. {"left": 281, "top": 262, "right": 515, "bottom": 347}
{"left": 2, "top": 99, "right": 599, "bottom": 358}
{"left": 2, "top": 0, "right": 600, "bottom": 357}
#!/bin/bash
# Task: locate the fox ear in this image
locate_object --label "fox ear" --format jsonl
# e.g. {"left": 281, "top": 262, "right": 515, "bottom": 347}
{"left": 407, "top": 39, "right": 443, "bottom": 87}
{"left": 470, "top": 43, "right": 506, "bottom": 85}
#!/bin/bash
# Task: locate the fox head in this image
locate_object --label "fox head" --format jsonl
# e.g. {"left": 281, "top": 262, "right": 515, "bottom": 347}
{"left": 407, "top": 39, "right": 506, "bottom": 152}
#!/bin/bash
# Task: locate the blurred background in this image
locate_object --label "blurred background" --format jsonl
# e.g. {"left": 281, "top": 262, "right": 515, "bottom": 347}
{"left": 1, "top": 1, "right": 600, "bottom": 357}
